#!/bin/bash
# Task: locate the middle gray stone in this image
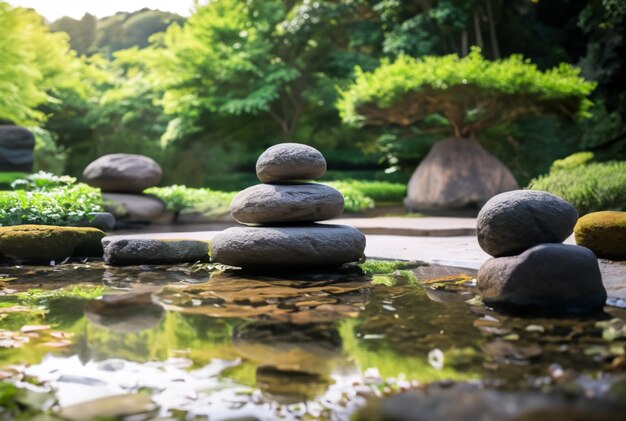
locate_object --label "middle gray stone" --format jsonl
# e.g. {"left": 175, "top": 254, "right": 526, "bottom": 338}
{"left": 230, "top": 183, "right": 344, "bottom": 225}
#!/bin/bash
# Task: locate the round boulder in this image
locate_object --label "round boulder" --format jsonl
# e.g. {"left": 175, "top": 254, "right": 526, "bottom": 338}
{"left": 0, "top": 125, "right": 35, "bottom": 172}
{"left": 477, "top": 243, "right": 606, "bottom": 314}
{"left": 102, "top": 238, "right": 210, "bottom": 265}
{"left": 575, "top": 211, "right": 626, "bottom": 260}
{"left": 103, "top": 193, "right": 165, "bottom": 223}
{"left": 477, "top": 190, "right": 578, "bottom": 257}
{"left": 230, "top": 183, "right": 344, "bottom": 224}
{"left": 404, "top": 138, "right": 519, "bottom": 211}
{"left": 0, "top": 225, "right": 105, "bottom": 262}
{"left": 83, "top": 153, "right": 162, "bottom": 193}
{"left": 256, "top": 143, "right": 326, "bottom": 183}
{"left": 210, "top": 224, "right": 366, "bottom": 267}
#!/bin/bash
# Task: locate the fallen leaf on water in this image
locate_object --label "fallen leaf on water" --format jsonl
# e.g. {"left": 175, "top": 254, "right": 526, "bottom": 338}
{"left": 40, "top": 340, "right": 72, "bottom": 348}
{"left": 59, "top": 393, "right": 158, "bottom": 421}
{"left": 20, "top": 325, "right": 51, "bottom": 333}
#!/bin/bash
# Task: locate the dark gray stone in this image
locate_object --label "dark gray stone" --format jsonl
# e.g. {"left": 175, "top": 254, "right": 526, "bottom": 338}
{"left": 477, "top": 189, "right": 578, "bottom": 257}
{"left": 404, "top": 138, "right": 519, "bottom": 211}
{"left": 210, "top": 224, "right": 366, "bottom": 267}
{"left": 75, "top": 212, "right": 116, "bottom": 231}
{"left": 0, "top": 125, "right": 35, "bottom": 172}
{"left": 83, "top": 153, "right": 162, "bottom": 193}
{"left": 230, "top": 183, "right": 344, "bottom": 224}
{"left": 102, "top": 238, "right": 209, "bottom": 265}
{"left": 256, "top": 143, "right": 326, "bottom": 183}
{"left": 103, "top": 193, "right": 165, "bottom": 223}
{"left": 477, "top": 243, "right": 606, "bottom": 314}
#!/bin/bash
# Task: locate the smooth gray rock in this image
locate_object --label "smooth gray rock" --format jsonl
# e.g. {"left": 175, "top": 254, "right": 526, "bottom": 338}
{"left": 83, "top": 153, "right": 162, "bottom": 193}
{"left": 75, "top": 212, "right": 116, "bottom": 231}
{"left": 404, "top": 138, "right": 519, "bottom": 211}
{"left": 477, "top": 189, "right": 578, "bottom": 257}
{"left": 102, "top": 238, "right": 209, "bottom": 265}
{"left": 477, "top": 243, "right": 606, "bottom": 314}
{"left": 0, "top": 125, "right": 35, "bottom": 172}
{"left": 256, "top": 143, "right": 326, "bottom": 183}
{"left": 210, "top": 224, "right": 366, "bottom": 267}
{"left": 103, "top": 193, "right": 165, "bottom": 223}
{"left": 230, "top": 183, "right": 344, "bottom": 224}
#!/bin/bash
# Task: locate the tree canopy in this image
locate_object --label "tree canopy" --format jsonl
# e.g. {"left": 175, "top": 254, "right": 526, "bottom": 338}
{"left": 338, "top": 48, "right": 596, "bottom": 138}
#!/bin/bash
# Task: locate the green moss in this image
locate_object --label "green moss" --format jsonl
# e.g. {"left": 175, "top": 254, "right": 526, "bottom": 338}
{"left": 0, "top": 225, "right": 104, "bottom": 261}
{"left": 574, "top": 211, "right": 626, "bottom": 260}
{"left": 360, "top": 259, "right": 425, "bottom": 275}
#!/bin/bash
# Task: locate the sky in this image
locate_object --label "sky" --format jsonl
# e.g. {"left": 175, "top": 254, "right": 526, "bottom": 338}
{"left": 7, "top": 0, "right": 198, "bottom": 21}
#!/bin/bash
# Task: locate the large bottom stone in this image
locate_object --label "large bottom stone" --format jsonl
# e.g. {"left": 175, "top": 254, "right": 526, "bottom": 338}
{"left": 575, "top": 211, "right": 626, "bottom": 260}
{"left": 477, "top": 243, "right": 606, "bottom": 314}
{"left": 102, "top": 238, "right": 210, "bottom": 265}
{"left": 0, "top": 225, "right": 105, "bottom": 262}
{"left": 210, "top": 224, "right": 366, "bottom": 267}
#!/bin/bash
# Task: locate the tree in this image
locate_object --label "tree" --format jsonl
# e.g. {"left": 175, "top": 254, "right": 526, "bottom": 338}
{"left": 339, "top": 48, "right": 596, "bottom": 210}
{"left": 0, "top": 3, "right": 87, "bottom": 126}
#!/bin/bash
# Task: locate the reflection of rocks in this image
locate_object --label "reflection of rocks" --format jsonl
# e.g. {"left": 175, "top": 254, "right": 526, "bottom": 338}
{"left": 233, "top": 322, "right": 344, "bottom": 403}
{"left": 355, "top": 382, "right": 626, "bottom": 421}
{"left": 84, "top": 290, "right": 165, "bottom": 333}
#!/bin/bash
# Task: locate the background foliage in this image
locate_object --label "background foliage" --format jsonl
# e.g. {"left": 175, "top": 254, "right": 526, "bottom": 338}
{"left": 0, "top": 0, "right": 624, "bottom": 189}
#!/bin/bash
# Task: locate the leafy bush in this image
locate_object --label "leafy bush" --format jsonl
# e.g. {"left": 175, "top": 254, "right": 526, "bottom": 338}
{"left": 550, "top": 151, "right": 594, "bottom": 171}
{"left": 0, "top": 183, "right": 103, "bottom": 226}
{"left": 0, "top": 172, "right": 27, "bottom": 188}
{"left": 527, "top": 160, "right": 626, "bottom": 215}
{"left": 145, "top": 185, "right": 236, "bottom": 217}
{"left": 10, "top": 171, "right": 76, "bottom": 191}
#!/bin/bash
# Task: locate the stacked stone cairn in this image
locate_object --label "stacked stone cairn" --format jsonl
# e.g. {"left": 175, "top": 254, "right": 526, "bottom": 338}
{"left": 211, "top": 143, "right": 366, "bottom": 268}
{"left": 83, "top": 153, "right": 170, "bottom": 226}
{"left": 476, "top": 190, "right": 607, "bottom": 314}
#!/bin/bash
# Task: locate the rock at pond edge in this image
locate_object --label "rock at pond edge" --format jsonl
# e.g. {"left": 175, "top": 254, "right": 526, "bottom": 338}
{"left": 575, "top": 211, "right": 626, "bottom": 260}
{"left": 102, "top": 238, "right": 210, "bottom": 265}
{"left": 210, "top": 224, "right": 365, "bottom": 267}
{"left": 477, "top": 243, "right": 606, "bottom": 314}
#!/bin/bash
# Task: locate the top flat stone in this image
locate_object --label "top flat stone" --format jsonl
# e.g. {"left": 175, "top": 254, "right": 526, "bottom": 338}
{"left": 256, "top": 143, "right": 326, "bottom": 183}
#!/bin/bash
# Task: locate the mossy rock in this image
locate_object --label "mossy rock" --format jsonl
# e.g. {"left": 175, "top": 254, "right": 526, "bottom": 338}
{"left": 574, "top": 211, "right": 626, "bottom": 260}
{"left": 0, "top": 225, "right": 105, "bottom": 262}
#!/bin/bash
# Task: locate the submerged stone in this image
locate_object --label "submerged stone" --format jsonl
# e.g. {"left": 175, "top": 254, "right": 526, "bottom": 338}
{"left": 575, "top": 211, "right": 626, "bottom": 260}
{"left": 210, "top": 224, "right": 366, "bottom": 267}
{"left": 83, "top": 153, "right": 162, "bottom": 193}
{"left": 230, "top": 183, "right": 344, "bottom": 224}
{"left": 256, "top": 143, "right": 326, "bottom": 183}
{"left": 0, "top": 225, "right": 105, "bottom": 261}
{"left": 477, "top": 243, "right": 606, "bottom": 314}
{"left": 477, "top": 190, "right": 578, "bottom": 257}
{"left": 102, "top": 238, "right": 210, "bottom": 265}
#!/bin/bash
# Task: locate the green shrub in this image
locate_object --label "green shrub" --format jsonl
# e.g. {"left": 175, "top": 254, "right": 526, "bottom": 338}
{"left": 527, "top": 160, "right": 626, "bottom": 215}
{"left": 0, "top": 172, "right": 28, "bottom": 188}
{"left": 550, "top": 151, "right": 594, "bottom": 171}
{"left": 145, "top": 185, "right": 236, "bottom": 217}
{"left": 10, "top": 171, "right": 75, "bottom": 191}
{"left": 0, "top": 183, "right": 103, "bottom": 226}
{"left": 322, "top": 181, "right": 374, "bottom": 213}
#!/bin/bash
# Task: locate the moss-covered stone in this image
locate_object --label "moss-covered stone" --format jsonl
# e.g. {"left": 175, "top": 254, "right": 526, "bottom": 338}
{"left": 0, "top": 225, "right": 105, "bottom": 261}
{"left": 574, "top": 211, "right": 626, "bottom": 260}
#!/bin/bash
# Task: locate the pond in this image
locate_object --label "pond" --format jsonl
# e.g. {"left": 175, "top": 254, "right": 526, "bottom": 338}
{"left": 0, "top": 261, "right": 625, "bottom": 420}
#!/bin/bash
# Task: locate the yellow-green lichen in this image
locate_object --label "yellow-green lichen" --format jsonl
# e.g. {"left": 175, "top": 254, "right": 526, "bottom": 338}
{"left": 574, "top": 211, "right": 626, "bottom": 260}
